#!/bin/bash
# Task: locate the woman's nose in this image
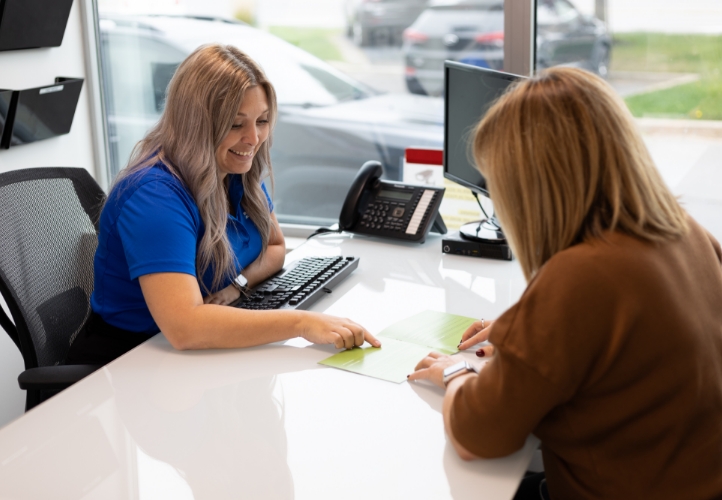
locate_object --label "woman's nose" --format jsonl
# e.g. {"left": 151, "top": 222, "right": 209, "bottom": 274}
{"left": 242, "top": 124, "right": 259, "bottom": 146}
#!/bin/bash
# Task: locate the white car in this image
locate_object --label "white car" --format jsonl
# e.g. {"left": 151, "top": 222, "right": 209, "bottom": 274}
{"left": 100, "top": 15, "right": 443, "bottom": 223}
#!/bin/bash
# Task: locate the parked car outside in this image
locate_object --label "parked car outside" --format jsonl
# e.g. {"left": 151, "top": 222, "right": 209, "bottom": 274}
{"left": 345, "top": 0, "right": 430, "bottom": 46}
{"left": 99, "top": 15, "right": 443, "bottom": 225}
{"left": 403, "top": 0, "right": 611, "bottom": 95}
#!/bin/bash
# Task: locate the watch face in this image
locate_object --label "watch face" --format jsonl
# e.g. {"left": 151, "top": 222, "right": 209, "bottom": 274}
{"left": 236, "top": 274, "right": 248, "bottom": 287}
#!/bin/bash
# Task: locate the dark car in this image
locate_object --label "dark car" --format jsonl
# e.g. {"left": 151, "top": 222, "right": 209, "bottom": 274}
{"left": 403, "top": 0, "right": 611, "bottom": 95}
{"left": 98, "top": 15, "right": 444, "bottom": 224}
{"left": 345, "top": 0, "right": 430, "bottom": 46}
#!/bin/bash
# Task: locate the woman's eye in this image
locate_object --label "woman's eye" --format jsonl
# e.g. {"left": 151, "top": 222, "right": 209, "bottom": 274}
{"left": 231, "top": 123, "right": 243, "bottom": 129}
{"left": 257, "top": 119, "right": 269, "bottom": 125}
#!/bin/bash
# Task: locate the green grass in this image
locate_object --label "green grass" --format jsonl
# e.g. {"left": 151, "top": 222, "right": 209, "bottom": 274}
{"left": 625, "top": 79, "right": 722, "bottom": 120}
{"left": 611, "top": 32, "right": 722, "bottom": 74}
{"left": 611, "top": 33, "right": 722, "bottom": 120}
{"left": 267, "top": 27, "right": 343, "bottom": 61}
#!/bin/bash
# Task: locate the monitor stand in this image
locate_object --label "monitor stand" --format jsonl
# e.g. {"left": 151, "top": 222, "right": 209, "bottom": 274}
{"left": 459, "top": 190, "right": 507, "bottom": 244}
{"left": 459, "top": 218, "right": 507, "bottom": 244}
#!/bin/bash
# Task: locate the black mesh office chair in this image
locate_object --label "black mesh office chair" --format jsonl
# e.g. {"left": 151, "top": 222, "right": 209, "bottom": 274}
{"left": 0, "top": 167, "right": 105, "bottom": 411}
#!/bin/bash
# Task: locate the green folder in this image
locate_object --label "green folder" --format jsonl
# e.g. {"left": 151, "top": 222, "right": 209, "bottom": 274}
{"left": 319, "top": 310, "right": 478, "bottom": 383}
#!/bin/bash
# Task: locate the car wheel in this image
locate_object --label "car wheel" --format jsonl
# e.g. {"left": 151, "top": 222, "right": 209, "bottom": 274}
{"left": 593, "top": 44, "right": 610, "bottom": 79}
{"left": 353, "top": 21, "right": 372, "bottom": 46}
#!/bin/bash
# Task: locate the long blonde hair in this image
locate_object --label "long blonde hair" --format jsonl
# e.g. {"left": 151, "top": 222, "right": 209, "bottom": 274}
{"left": 473, "top": 67, "right": 687, "bottom": 281}
{"left": 115, "top": 44, "right": 278, "bottom": 293}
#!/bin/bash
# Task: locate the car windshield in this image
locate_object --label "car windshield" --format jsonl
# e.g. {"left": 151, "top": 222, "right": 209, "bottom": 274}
{"left": 414, "top": 4, "right": 504, "bottom": 34}
{"left": 252, "top": 48, "right": 375, "bottom": 107}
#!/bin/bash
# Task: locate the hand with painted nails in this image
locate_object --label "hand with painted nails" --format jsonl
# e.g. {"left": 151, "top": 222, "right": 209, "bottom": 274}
{"left": 457, "top": 319, "right": 496, "bottom": 357}
{"left": 408, "top": 352, "right": 460, "bottom": 388}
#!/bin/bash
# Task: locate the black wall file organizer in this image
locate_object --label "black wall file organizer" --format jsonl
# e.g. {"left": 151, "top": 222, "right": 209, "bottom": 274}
{"left": 0, "top": 88, "right": 12, "bottom": 143}
{"left": 0, "top": 77, "right": 84, "bottom": 149}
{"left": 0, "top": 0, "right": 75, "bottom": 51}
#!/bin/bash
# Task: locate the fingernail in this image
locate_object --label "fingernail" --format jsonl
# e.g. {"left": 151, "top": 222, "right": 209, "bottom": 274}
{"left": 406, "top": 374, "right": 410, "bottom": 379}
{"left": 476, "top": 348, "right": 485, "bottom": 358}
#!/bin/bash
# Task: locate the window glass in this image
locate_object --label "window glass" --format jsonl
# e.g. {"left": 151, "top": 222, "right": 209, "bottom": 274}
{"left": 554, "top": 0, "right": 579, "bottom": 23}
{"left": 536, "top": 0, "right": 559, "bottom": 26}
{"left": 535, "top": 0, "right": 722, "bottom": 237}
{"left": 97, "top": 0, "right": 450, "bottom": 226}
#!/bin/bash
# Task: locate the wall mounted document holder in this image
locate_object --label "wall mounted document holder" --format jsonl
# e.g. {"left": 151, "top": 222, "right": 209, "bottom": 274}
{"left": 0, "top": 77, "right": 84, "bottom": 150}
{"left": 0, "top": 0, "right": 75, "bottom": 51}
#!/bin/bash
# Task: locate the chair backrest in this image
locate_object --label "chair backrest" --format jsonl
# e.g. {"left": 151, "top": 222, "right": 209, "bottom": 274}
{"left": 0, "top": 168, "right": 105, "bottom": 369}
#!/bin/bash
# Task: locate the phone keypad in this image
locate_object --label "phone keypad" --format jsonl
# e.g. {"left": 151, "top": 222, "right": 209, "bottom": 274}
{"left": 359, "top": 199, "right": 414, "bottom": 233}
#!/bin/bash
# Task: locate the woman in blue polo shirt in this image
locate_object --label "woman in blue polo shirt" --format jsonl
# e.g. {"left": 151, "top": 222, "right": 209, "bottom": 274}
{"left": 66, "top": 44, "right": 380, "bottom": 365}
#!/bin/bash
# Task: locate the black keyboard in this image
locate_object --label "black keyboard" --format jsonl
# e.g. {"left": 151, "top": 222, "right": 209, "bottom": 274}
{"left": 233, "top": 256, "right": 360, "bottom": 310}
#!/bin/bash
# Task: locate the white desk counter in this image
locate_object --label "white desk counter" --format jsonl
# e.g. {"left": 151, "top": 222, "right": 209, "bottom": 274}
{"left": 0, "top": 232, "right": 539, "bottom": 500}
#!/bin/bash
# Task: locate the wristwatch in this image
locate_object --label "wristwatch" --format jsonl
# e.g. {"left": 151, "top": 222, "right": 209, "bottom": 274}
{"left": 231, "top": 273, "right": 249, "bottom": 295}
{"left": 443, "top": 361, "right": 478, "bottom": 387}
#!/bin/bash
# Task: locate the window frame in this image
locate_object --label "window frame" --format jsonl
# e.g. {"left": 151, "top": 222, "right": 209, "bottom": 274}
{"left": 504, "top": 0, "right": 536, "bottom": 77}
{"left": 80, "top": 0, "right": 112, "bottom": 191}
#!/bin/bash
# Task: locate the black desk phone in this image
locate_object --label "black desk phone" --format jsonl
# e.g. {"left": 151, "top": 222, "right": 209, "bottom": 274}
{"left": 338, "top": 161, "right": 446, "bottom": 243}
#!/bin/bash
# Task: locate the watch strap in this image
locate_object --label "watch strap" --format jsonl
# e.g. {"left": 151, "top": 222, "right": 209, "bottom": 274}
{"left": 443, "top": 361, "right": 477, "bottom": 387}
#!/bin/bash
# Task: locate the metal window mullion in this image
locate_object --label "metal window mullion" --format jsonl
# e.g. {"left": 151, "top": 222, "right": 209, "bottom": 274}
{"left": 79, "top": 0, "right": 111, "bottom": 191}
{"left": 503, "top": 0, "right": 536, "bottom": 77}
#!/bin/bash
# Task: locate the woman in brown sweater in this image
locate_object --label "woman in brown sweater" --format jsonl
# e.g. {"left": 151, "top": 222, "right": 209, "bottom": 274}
{"left": 409, "top": 67, "right": 722, "bottom": 499}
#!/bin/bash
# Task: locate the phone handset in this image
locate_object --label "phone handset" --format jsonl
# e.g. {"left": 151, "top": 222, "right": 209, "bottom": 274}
{"left": 338, "top": 160, "right": 384, "bottom": 231}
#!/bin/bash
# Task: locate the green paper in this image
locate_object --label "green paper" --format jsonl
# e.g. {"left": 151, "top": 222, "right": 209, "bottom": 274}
{"left": 319, "top": 337, "right": 434, "bottom": 383}
{"left": 319, "top": 310, "right": 478, "bottom": 383}
{"left": 380, "top": 310, "right": 478, "bottom": 353}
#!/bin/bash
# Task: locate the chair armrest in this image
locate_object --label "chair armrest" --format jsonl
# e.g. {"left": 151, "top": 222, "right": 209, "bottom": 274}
{"left": 18, "top": 365, "right": 102, "bottom": 391}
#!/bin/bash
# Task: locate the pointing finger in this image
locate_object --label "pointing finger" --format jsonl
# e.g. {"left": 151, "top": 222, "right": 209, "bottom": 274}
{"left": 408, "top": 368, "right": 430, "bottom": 382}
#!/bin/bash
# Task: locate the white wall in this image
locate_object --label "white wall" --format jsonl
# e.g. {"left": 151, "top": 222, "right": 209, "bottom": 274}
{"left": 0, "top": 298, "right": 23, "bottom": 427}
{"left": 0, "top": 0, "right": 99, "bottom": 428}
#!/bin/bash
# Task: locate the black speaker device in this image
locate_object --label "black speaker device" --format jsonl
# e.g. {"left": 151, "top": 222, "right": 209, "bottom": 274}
{"left": 441, "top": 231, "right": 513, "bottom": 261}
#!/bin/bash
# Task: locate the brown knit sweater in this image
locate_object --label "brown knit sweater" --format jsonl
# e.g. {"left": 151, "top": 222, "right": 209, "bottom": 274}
{"left": 450, "top": 218, "right": 722, "bottom": 499}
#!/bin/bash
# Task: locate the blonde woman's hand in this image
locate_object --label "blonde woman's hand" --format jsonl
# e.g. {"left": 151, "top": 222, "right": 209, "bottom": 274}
{"left": 203, "top": 284, "right": 241, "bottom": 306}
{"left": 458, "top": 319, "right": 495, "bottom": 357}
{"left": 300, "top": 312, "right": 381, "bottom": 349}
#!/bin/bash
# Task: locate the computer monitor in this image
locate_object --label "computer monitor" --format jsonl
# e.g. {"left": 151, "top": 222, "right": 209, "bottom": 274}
{"left": 443, "top": 61, "right": 524, "bottom": 243}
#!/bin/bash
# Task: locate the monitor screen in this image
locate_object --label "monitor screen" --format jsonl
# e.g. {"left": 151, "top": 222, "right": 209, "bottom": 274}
{"left": 444, "top": 61, "right": 523, "bottom": 195}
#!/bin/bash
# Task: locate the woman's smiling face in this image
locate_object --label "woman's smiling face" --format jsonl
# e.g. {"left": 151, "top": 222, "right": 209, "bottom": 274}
{"left": 216, "top": 86, "right": 270, "bottom": 178}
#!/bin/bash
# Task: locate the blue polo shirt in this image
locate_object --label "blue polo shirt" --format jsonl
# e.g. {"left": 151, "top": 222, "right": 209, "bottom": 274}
{"left": 91, "top": 162, "right": 273, "bottom": 334}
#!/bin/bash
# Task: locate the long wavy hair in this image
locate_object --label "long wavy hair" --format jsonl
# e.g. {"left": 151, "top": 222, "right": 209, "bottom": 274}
{"left": 473, "top": 67, "right": 688, "bottom": 282}
{"left": 114, "top": 44, "right": 278, "bottom": 293}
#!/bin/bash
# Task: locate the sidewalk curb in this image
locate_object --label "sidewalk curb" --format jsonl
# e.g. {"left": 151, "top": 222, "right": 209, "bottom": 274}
{"left": 637, "top": 118, "right": 722, "bottom": 139}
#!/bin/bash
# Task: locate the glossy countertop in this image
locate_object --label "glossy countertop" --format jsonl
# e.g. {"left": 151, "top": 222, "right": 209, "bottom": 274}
{"left": 0, "top": 232, "right": 538, "bottom": 500}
